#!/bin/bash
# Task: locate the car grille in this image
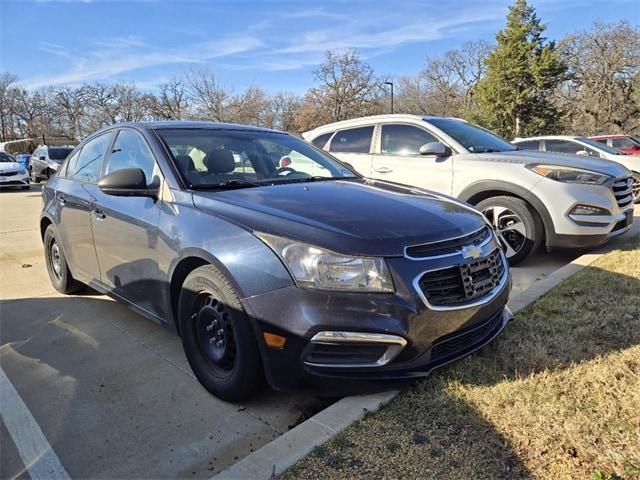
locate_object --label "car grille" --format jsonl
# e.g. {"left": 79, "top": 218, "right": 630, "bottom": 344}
{"left": 430, "top": 309, "right": 503, "bottom": 364}
{"left": 612, "top": 176, "right": 634, "bottom": 208}
{"left": 417, "top": 249, "right": 505, "bottom": 307}
{"left": 0, "top": 171, "right": 19, "bottom": 177}
{"left": 406, "top": 226, "right": 492, "bottom": 258}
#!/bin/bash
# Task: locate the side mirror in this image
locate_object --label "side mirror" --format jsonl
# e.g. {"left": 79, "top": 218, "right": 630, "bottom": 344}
{"left": 575, "top": 150, "right": 589, "bottom": 157}
{"left": 98, "top": 168, "right": 158, "bottom": 197}
{"left": 419, "top": 142, "right": 450, "bottom": 157}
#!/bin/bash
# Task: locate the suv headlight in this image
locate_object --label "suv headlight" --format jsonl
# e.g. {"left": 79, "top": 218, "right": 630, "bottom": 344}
{"left": 526, "top": 164, "right": 611, "bottom": 185}
{"left": 256, "top": 233, "right": 394, "bottom": 292}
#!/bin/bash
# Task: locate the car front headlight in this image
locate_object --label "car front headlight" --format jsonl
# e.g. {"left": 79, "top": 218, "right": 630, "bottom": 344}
{"left": 256, "top": 233, "right": 394, "bottom": 292}
{"left": 526, "top": 164, "right": 611, "bottom": 185}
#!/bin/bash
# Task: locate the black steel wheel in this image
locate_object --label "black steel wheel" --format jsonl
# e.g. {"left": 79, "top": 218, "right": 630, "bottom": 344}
{"left": 178, "top": 265, "right": 263, "bottom": 401}
{"left": 43, "top": 224, "right": 83, "bottom": 293}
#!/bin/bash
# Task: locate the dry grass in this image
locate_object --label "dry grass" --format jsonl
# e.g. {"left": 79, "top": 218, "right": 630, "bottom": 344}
{"left": 282, "top": 234, "right": 640, "bottom": 480}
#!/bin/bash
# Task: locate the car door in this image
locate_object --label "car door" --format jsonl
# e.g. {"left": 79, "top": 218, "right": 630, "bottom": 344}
{"left": 54, "top": 133, "right": 113, "bottom": 283}
{"left": 371, "top": 123, "right": 453, "bottom": 194}
{"left": 91, "top": 128, "right": 164, "bottom": 317}
{"left": 31, "top": 148, "right": 45, "bottom": 177}
{"left": 327, "top": 125, "right": 374, "bottom": 175}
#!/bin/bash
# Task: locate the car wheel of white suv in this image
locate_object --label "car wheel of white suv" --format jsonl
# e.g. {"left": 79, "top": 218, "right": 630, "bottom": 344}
{"left": 476, "top": 196, "right": 543, "bottom": 265}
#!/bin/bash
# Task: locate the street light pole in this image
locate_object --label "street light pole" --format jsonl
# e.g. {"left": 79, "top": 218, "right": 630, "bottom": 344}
{"left": 384, "top": 81, "right": 394, "bottom": 114}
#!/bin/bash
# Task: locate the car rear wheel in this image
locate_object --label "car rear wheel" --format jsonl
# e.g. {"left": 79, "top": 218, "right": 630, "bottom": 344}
{"left": 43, "top": 225, "right": 84, "bottom": 294}
{"left": 178, "top": 265, "right": 263, "bottom": 401}
{"left": 476, "top": 196, "right": 543, "bottom": 265}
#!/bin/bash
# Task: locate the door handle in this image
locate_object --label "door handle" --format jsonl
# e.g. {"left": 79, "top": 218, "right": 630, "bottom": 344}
{"left": 374, "top": 166, "right": 393, "bottom": 173}
{"left": 92, "top": 209, "right": 106, "bottom": 220}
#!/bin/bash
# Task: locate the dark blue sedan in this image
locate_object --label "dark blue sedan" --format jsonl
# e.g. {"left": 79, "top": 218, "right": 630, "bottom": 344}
{"left": 40, "top": 121, "right": 511, "bottom": 400}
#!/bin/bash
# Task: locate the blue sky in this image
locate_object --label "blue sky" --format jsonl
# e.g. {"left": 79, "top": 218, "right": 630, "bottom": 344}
{"left": 1, "top": 0, "right": 638, "bottom": 93}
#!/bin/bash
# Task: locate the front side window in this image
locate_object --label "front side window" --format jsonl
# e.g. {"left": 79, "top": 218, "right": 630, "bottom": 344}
{"left": 611, "top": 137, "right": 637, "bottom": 149}
{"left": 329, "top": 126, "right": 374, "bottom": 154}
{"left": 105, "top": 130, "right": 157, "bottom": 183}
{"left": 426, "top": 118, "right": 517, "bottom": 153}
{"left": 155, "top": 128, "right": 356, "bottom": 189}
{"left": 380, "top": 124, "right": 438, "bottom": 155}
{"left": 69, "top": 133, "right": 112, "bottom": 183}
{"left": 545, "top": 140, "right": 599, "bottom": 157}
{"left": 514, "top": 140, "right": 540, "bottom": 151}
{"left": 311, "top": 132, "right": 332, "bottom": 149}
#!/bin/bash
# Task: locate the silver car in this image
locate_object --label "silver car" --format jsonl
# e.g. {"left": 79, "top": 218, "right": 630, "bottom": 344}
{"left": 304, "top": 115, "right": 635, "bottom": 264}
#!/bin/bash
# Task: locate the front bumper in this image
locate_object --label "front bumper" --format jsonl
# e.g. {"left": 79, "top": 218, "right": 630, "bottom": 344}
{"left": 535, "top": 176, "right": 635, "bottom": 248}
{"left": 242, "top": 237, "right": 512, "bottom": 393}
{"left": 0, "top": 171, "right": 29, "bottom": 187}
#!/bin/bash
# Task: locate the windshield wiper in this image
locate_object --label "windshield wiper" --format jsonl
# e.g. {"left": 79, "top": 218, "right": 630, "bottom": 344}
{"left": 189, "top": 179, "right": 262, "bottom": 190}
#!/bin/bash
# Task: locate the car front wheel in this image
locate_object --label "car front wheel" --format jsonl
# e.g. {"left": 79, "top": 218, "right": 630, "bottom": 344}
{"left": 178, "top": 265, "right": 263, "bottom": 401}
{"left": 476, "top": 196, "right": 543, "bottom": 265}
{"left": 29, "top": 167, "right": 40, "bottom": 183}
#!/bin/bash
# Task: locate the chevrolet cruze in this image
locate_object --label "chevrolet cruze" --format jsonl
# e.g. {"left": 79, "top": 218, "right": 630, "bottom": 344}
{"left": 41, "top": 121, "right": 512, "bottom": 401}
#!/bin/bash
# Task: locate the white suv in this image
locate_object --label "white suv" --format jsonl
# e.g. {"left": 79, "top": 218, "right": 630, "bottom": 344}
{"left": 303, "top": 115, "right": 635, "bottom": 264}
{"left": 512, "top": 135, "right": 640, "bottom": 203}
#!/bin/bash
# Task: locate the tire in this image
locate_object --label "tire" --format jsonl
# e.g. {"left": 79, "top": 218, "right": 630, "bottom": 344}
{"left": 475, "top": 196, "right": 543, "bottom": 265}
{"left": 632, "top": 172, "right": 640, "bottom": 204}
{"left": 178, "top": 265, "right": 263, "bottom": 401}
{"left": 30, "top": 168, "right": 40, "bottom": 183}
{"left": 43, "top": 225, "right": 84, "bottom": 294}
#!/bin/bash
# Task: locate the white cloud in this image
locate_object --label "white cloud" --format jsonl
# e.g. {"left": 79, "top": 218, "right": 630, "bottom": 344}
{"left": 22, "top": 35, "right": 264, "bottom": 88}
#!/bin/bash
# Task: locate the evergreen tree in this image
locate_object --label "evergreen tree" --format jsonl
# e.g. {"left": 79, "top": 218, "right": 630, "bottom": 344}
{"left": 475, "top": 0, "right": 567, "bottom": 138}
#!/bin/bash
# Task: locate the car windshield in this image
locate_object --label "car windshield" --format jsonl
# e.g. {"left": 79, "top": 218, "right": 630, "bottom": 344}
{"left": 426, "top": 118, "right": 518, "bottom": 153}
{"left": 48, "top": 147, "right": 73, "bottom": 160}
{"left": 155, "top": 128, "right": 357, "bottom": 189}
{"left": 577, "top": 137, "right": 626, "bottom": 155}
{"left": 0, "top": 152, "right": 15, "bottom": 163}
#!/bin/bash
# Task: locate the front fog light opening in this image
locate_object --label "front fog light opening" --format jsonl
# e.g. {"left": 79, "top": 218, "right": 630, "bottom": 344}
{"left": 304, "top": 331, "right": 407, "bottom": 368}
{"left": 569, "top": 204, "right": 610, "bottom": 216}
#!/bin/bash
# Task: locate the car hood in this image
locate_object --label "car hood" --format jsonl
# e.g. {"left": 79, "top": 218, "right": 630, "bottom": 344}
{"left": 0, "top": 162, "right": 23, "bottom": 172}
{"left": 191, "top": 179, "right": 487, "bottom": 256}
{"left": 484, "top": 150, "right": 630, "bottom": 177}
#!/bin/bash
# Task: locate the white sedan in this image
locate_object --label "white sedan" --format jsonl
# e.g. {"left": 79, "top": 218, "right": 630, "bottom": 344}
{"left": 0, "top": 152, "right": 30, "bottom": 189}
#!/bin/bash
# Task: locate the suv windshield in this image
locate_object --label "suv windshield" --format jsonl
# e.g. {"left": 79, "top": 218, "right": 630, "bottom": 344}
{"left": 155, "top": 128, "right": 357, "bottom": 189}
{"left": 426, "top": 118, "right": 518, "bottom": 153}
{"left": 577, "top": 137, "right": 627, "bottom": 155}
{"left": 48, "top": 147, "right": 73, "bottom": 160}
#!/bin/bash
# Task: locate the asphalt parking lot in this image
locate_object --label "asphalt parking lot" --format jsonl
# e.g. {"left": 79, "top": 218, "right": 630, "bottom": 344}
{"left": 0, "top": 184, "right": 625, "bottom": 479}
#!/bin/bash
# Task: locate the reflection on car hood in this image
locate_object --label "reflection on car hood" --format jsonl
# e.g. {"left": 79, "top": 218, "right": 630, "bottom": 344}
{"left": 0, "top": 162, "right": 23, "bottom": 172}
{"left": 192, "top": 179, "right": 487, "bottom": 256}
{"left": 483, "top": 150, "right": 631, "bottom": 177}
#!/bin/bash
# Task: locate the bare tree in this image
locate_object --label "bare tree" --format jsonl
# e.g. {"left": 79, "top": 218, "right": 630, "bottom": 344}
{"left": 268, "top": 92, "right": 303, "bottom": 132}
{"left": 148, "top": 77, "right": 189, "bottom": 120}
{"left": 186, "top": 68, "right": 230, "bottom": 121}
{"left": 561, "top": 21, "right": 640, "bottom": 134}
{"left": 0, "top": 72, "right": 19, "bottom": 140}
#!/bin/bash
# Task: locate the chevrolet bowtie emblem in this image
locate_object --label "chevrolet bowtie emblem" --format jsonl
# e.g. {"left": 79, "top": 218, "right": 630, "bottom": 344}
{"left": 461, "top": 245, "right": 483, "bottom": 259}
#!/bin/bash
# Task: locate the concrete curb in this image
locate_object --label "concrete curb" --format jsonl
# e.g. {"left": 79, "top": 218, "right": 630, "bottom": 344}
{"left": 212, "top": 221, "right": 639, "bottom": 480}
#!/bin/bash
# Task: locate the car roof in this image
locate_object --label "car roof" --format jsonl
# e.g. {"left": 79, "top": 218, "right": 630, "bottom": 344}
{"left": 513, "top": 135, "right": 585, "bottom": 142}
{"left": 102, "top": 120, "right": 283, "bottom": 134}
{"left": 303, "top": 114, "right": 467, "bottom": 136}
{"left": 589, "top": 134, "right": 627, "bottom": 139}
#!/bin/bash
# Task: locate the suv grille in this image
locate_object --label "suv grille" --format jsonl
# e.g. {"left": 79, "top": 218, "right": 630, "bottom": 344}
{"left": 418, "top": 249, "right": 505, "bottom": 306}
{"left": 612, "top": 177, "right": 634, "bottom": 208}
{"left": 406, "top": 226, "right": 491, "bottom": 258}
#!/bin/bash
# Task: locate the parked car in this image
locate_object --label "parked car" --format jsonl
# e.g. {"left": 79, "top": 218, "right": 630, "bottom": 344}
{"left": 512, "top": 135, "right": 640, "bottom": 203}
{"left": 29, "top": 145, "right": 74, "bottom": 182}
{"left": 41, "top": 121, "right": 512, "bottom": 400}
{"left": 590, "top": 135, "right": 640, "bottom": 155}
{"left": 304, "top": 115, "right": 635, "bottom": 264}
{"left": 0, "top": 151, "right": 30, "bottom": 189}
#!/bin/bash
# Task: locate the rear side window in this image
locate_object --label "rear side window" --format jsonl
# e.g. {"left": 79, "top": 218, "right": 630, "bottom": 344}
{"left": 330, "top": 126, "right": 374, "bottom": 154}
{"left": 68, "top": 133, "right": 112, "bottom": 183}
{"left": 59, "top": 150, "right": 80, "bottom": 177}
{"left": 514, "top": 140, "right": 540, "bottom": 151}
{"left": 380, "top": 124, "right": 438, "bottom": 155}
{"left": 104, "top": 130, "right": 157, "bottom": 183}
{"left": 544, "top": 140, "right": 583, "bottom": 154}
{"left": 311, "top": 132, "right": 332, "bottom": 149}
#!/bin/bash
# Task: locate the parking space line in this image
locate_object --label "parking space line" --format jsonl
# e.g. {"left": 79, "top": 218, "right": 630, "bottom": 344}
{"left": 0, "top": 366, "right": 70, "bottom": 480}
